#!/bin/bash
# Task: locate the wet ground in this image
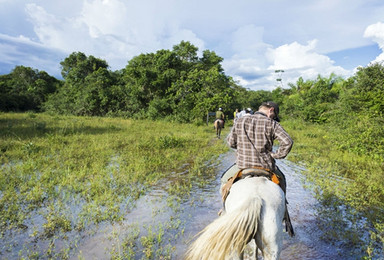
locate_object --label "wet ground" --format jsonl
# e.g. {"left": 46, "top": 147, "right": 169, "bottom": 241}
{"left": 71, "top": 150, "right": 356, "bottom": 259}
{"left": 174, "top": 152, "right": 353, "bottom": 260}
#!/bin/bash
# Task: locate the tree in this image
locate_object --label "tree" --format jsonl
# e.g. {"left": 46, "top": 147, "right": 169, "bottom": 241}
{"left": 78, "top": 68, "right": 116, "bottom": 116}
{"left": 121, "top": 42, "right": 234, "bottom": 122}
{"left": 172, "top": 41, "right": 198, "bottom": 63}
{"left": 60, "top": 52, "right": 108, "bottom": 81}
{"left": 44, "top": 52, "right": 114, "bottom": 115}
{"left": 122, "top": 51, "right": 178, "bottom": 117}
{"left": 281, "top": 74, "right": 342, "bottom": 123}
{"left": 199, "top": 50, "right": 224, "bottom": 72}
{"left": 168, "top": 67, "right": 235, "bottom": 122}
{"left": 0, "top": 66, "right": 60, "bottom": 112}
{"left": 344, "top": 62, "right": 384, "bottom": 116}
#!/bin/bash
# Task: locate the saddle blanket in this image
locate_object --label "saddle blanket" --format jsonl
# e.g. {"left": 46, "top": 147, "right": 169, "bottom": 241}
{"left": 220, "top": 164, "right": 280, "bottom": 202}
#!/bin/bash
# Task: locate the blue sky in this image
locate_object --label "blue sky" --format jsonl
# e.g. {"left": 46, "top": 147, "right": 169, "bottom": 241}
{"left": 1, "top": 0, "right": 384, "bottom": 91}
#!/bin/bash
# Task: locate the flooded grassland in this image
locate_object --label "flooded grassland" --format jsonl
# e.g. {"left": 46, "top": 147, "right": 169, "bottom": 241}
{"left": 0, "top": 113, "right": 228, "bottom": 259}
{"left": 1, "top": 113, "right": 381, "bottom": 259}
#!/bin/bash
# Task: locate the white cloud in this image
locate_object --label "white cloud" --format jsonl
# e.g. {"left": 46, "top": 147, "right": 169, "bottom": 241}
{"left": 268, "top": 40, "right": 327, "bottom": 70}
{"left": 221, "top": 24, "right": 275, "bottom": 90}
{"left": 223, "top": 33, "right": 351, "bottom": 91}
{"left": 364, "top": 22, "right": 384, "bottom": 63}
{"left": 364, "top": 22, "right": 384, "bottom": 49}
{"left": 82, "top": 0, "right": 128, "bottom": 38}
{"left": 2, "top": 0, "right": 384, "bottom": 90}
{"left": 25, "top": 4, "right": 87, "bottom": 52}
{"left": 23, "top": 0, "right": 206, "bottom": 70}
{"left": 268, "top": 40, "right": 349, "bottom": 79}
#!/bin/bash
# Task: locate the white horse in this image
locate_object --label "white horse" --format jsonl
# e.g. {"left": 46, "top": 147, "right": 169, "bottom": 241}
{"left": 185, "top": 176, "right": 285, "bottom": 260}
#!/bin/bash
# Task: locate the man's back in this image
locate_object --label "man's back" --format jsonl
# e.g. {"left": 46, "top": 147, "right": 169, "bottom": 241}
{"left": 216, "top": 110, "right": 224, "bottom": 120}
{"left": 227, "top": 113, "right": 292, "bottom": 171}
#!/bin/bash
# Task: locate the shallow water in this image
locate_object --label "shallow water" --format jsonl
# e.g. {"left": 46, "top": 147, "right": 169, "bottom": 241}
{"left": 278, "top": 160, "right": 349, "bottom": 260}
{"left": 173, "top": 152, "right": 356, "bottom": 260}
{"left": 70, "top": 151, "right": 356, "bottom": 259}
{"left": 1, "top": 148, "right": 358, "bottom": 259}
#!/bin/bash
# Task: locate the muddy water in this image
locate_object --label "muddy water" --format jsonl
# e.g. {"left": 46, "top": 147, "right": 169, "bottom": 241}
{"left": 71, "top": 151, "right": 353, "bottom": 259}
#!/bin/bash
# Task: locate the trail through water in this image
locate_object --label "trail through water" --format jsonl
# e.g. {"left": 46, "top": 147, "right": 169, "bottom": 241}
{"left": 71, "top": 151, "right": 355, "bottom": 259}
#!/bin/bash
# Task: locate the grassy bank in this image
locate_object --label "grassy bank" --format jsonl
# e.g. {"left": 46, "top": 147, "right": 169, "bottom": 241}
{"left": 283, "top": 119, "right": 384, "bottom": 259}
{"left": 0, "top": 113, "right": 228, "bottom": 258}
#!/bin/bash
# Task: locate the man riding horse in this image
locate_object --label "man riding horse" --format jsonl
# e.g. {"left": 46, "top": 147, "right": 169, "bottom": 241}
{"left": 186, "top": 102, "right": 293, "bottom": 259}
{"left": 215, "top": 107, "right": 225, "bottom": 128}
{"left": 226, "top": 101, "right": 295, "bottom": 237}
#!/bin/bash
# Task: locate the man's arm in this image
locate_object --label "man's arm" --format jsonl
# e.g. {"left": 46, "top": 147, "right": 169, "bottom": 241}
{"left": 271, "top": 124, "right": 293, "bottom": 159}
{"left": 226, "top": 124, "right": 237, "bottom": 149}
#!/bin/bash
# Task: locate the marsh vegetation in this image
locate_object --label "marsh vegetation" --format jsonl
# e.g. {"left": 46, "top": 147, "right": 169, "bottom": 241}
{"left": 284, "top": 119, "right": 384, "bottom": 259}
{"left": 0, "top": 113, "right": 228, "bottom": 259}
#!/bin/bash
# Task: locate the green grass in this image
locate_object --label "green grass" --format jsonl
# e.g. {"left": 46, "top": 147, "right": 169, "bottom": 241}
{"left": 0, "top": 112, "right": 229, "bottom": 258}
{"left": 283, "top": 119, "right": 384, "bottom": 259}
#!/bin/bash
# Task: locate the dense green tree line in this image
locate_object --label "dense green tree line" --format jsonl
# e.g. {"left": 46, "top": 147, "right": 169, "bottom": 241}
{"left": 1, "top": 40, "right": 383, "bottom": 131}
{"left": 278, "top": 64, "right": 384, "bottom": 124}
{"left": 1, "top": 41, "right": 266, "bottom": 122}
{"left": 275, "top": 63, "right": 384, "bottom": 160}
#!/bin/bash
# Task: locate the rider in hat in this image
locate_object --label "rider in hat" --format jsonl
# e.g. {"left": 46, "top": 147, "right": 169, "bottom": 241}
{"left": 226, "top": 101, "right": 295, "bottom": 236}
{"left": 216, "top": 107, "right": 225, "bottom": 128}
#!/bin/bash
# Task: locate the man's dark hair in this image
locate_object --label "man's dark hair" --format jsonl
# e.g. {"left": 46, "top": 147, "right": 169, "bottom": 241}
{"left": 261, "top": 101, "right": 280, "bottom": 122}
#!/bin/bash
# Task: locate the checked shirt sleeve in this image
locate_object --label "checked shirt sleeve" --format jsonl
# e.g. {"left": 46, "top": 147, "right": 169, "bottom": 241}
{"left": 226, "top": 123, "right": 238, "bottom": 149}
{"left": 271, "top": 123, "right": 293, "bottom": 159}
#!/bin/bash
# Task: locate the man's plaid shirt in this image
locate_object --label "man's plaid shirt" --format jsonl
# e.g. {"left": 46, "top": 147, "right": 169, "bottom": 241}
{"left": 227, "top": 112, "right": 293, "bottom": 171}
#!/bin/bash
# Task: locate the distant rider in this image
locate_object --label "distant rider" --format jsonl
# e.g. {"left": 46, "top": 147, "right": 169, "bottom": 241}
{"left": 216, "top": 108, "right": 225, "bottom": 128}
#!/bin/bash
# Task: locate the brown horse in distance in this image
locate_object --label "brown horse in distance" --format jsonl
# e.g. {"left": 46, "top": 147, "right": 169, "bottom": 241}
{"left": 214, "top": 119, "right": 224, "bottom": 138}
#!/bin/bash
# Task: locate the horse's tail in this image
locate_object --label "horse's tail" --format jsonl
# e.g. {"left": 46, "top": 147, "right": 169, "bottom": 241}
{"left": 185, "top": 196, "right": 261, "bottom": 260}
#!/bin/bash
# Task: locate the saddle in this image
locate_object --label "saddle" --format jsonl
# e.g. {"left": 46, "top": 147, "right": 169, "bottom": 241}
{"left": 220, "top": 167, "right": 280, "bottom": 202}
{"left": 219, "top": 166, "right": 295, "bottom": 237}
